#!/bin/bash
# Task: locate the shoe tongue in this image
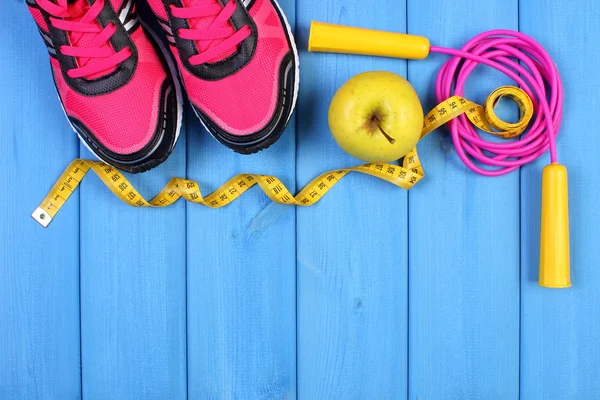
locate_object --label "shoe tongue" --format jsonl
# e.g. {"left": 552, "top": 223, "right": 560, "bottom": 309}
{"left": 66, "top": 0, "right": 118, "bottom": 79}
{"left": 183, "top": 0, "right": 237, "bottom": 62}
{"left": 66, "top": 0, "right": 87, "bottom": 16}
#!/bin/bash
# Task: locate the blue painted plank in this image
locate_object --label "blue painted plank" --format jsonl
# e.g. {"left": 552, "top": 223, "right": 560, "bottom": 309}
{"left": 520, "top": 1, "right": 600, "bottom": 398}
{"left": 78, "top": 10, "right": 187, "bottom": 397}
{"left": 407, "top": 1, "right": 520, "bottom": 398}
{"left": 185, "top": 0, "right": 297, "bottom": 397}
{"left": 0, "top": 3, "right": 81, "bottom": 399}
{"left": 79, "top": 143, "right": 187, "bottom": 399}
{"left": 79, "top": 151, "right": 187, "bottom": 397}
{"left": 296, "top": 2, "right": 408, "bottom": 398}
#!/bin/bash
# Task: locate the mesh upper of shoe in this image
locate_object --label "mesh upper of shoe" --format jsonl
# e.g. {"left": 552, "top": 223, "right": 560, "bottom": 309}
{"left": 148, "top": 0, "right": 291, "bottom": 136}
{"left": 30, "top": 6, "right": 49, "bottom": 31}
{"left": 51, "top": 28, "right": 167, "bottom": 154}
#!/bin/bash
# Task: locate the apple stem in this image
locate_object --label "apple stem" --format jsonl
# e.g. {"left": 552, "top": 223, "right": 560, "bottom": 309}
{"left": 373, "top": 116, "right": 396, "bottom": 144}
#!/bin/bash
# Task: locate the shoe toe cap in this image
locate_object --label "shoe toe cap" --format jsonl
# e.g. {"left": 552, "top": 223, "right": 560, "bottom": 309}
{"left": 71, "top": 79, "right": 181, "bottom": 173}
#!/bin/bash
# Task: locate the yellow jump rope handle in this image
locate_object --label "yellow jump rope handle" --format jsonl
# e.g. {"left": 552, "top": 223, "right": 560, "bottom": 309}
{"left": 539, "top": 164, "right": 571, "bottom": 288}
{"left": 308, "top": 21, "right": 430, "bottom": 59}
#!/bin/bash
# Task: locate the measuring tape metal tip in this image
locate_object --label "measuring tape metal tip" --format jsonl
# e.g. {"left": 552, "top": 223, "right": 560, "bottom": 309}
{"left": 32, "top": 207, "right": 52, "bottom": 228}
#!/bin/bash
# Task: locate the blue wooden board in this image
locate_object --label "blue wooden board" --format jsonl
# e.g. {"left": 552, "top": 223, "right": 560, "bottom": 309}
{"left": 406, "top": 1, "right": 520, "bottom": 398}
{"left": 295, "top": 1, "right": 409, "bottom": 398}
{"left": 0, "top": 5, "right": 81, "bottom": 398}
{"left": 2, "top": 0, "right": 600, "bottom": 399}
{"left": 520, "top": 1, "right": 600, "bottom": 399}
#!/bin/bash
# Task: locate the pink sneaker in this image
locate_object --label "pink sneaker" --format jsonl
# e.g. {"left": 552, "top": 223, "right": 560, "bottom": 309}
{"left": 147, "top": 0, "right": 299, "bottom": 153}
{"left": 27, "top": 0, "right": 183, "bottom": 173}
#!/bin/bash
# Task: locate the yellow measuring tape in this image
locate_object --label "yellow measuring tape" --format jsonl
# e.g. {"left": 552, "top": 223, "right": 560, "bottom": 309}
{"left": 32, "top": 85, "right": 533, "bottom": 227}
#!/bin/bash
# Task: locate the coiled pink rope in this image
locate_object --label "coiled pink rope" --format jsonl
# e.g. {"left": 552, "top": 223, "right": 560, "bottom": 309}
{"left": 430, "top": 30, "right": 563, "bottom": 176}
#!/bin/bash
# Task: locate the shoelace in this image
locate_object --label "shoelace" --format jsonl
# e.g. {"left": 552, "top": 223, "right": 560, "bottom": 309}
{"left": 36, "top": 0, "right": 132, "bottom": 79}
{"left": 170, "top": 0, "right": 251, "bottom": 65}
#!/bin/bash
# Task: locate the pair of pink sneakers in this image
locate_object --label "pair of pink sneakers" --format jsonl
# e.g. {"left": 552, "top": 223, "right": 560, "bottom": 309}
{"left": 27, "top": 0, "right": 299, "bottom": 173}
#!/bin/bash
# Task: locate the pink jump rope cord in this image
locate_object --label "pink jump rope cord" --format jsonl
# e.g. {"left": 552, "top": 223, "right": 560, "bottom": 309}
{"left": 429, "top": 30, "right": 563, "bottom": 176}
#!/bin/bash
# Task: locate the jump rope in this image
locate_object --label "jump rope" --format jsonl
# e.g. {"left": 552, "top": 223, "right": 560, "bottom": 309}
{"left": 33, "top": 22, "right": 570, "bottom": 288}
{"left": 432, "top": 32, "right": 562, "bottom": 175}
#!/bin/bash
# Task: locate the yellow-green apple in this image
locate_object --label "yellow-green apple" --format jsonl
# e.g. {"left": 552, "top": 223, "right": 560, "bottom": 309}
{"left": 328, "top": 71, "right": 423, "bottom": 162}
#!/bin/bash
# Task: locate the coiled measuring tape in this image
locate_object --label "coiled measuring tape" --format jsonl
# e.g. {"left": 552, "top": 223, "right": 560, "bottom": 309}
{"left": 32, "top": 85, "right": 532, "bottom": 228}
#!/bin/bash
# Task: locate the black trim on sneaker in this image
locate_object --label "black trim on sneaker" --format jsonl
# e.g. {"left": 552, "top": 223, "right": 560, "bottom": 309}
{"left": 26, "top": 1, "right": 59, "bottom": 58}
{"left": 162, "top": 0, "right": 258, "bottom": 81}
{"left": 155, "top": 15, "right": 177, "bottom": 45}
{"left": 117, "top": 0, "right": 140, "bottom": 33}
{"left": 193, "top": 51, "right": 296, "bottom": 154}
{"left": 38, "top": 27, "right": 58, "bottom": 58}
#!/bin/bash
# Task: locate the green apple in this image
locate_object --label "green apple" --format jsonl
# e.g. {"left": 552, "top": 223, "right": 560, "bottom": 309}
{"left": 328, "top": 71, "right": 423, "bottom": 163}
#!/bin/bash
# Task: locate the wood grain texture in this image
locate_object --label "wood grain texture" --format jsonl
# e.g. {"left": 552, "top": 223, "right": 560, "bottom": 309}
{"left": 296, "top": 1, "right": 408, "bottom": 399}
{"left": 0, "top": 3, "right": 81, "bottom": 399}
{"left": 78, "top": 9, "right": 187, "bottom": 398}
{"left": 79, "top": 143, "right": 187, "bottom": 399}
{"left": 185, "top": 121, "right": 297, "bottom": 396}
{"left": 520, "top": 0, "right": 600, "bottom": 398}
{"left": 185, "top": 1, "right": 297, "bottom": 398}
{"left": 4, "top": 0, "right": 600, "bottom": 398}
{"left": 407, "top": 0, "right": 520, "bottom": 398}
